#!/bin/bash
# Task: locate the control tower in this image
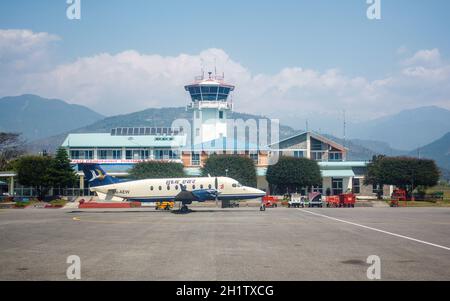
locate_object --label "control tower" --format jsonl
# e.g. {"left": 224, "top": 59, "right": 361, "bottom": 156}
{"left": 185, "top": 72, "right": 235, "bottom": 144}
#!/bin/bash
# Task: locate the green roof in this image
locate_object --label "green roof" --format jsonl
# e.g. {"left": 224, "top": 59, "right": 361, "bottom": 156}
{"left": 62, "top": 133, "right": 186, "bottom": 148}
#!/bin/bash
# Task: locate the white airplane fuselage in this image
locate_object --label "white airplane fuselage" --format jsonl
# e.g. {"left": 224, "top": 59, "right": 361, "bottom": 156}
{"left": 91, "top": 176, "right": 265, "bottom": 202}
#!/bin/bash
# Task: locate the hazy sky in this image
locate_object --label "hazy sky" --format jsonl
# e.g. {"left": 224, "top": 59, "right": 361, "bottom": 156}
{"left": 1, "top": 0, "right": 449, "bottom": 133}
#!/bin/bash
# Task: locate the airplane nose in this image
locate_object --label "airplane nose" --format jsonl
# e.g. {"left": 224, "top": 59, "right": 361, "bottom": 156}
{"left": 247, "top": 187, "right": 266, "bottom": 197}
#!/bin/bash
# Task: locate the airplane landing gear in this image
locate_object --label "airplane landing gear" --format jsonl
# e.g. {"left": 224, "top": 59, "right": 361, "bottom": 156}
{"left": 180, "top": 204, "right": 190, "bottom": 213}
{"left": 173, "top": 202, "right": 191, "bottom": 214}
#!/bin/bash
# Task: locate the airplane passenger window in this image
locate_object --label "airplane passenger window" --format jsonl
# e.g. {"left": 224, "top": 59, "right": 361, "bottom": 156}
{"left": 150, "top": 186, "right": 153, "bottom": 190}
{"left": 208, "top": 184, "right": 212, "bottom": 189}
{"left": 192, "top": 185, "right": 196, "bottom": 189}
{"left": 200, "top": 184, "right": 203, "bottom": 189}
{"left": 158, "top": 186, "right": 162, "bottom": 190}
{"left": 167, "top": 186, "right": 170, "bottom": 190}
{"left": 175, "top": 185, "right": 178, "bottom": 190}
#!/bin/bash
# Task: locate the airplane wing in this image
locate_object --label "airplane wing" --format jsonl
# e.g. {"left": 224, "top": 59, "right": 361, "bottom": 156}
{"left": 174, "top": 184, "right": 219, "bottom": 204}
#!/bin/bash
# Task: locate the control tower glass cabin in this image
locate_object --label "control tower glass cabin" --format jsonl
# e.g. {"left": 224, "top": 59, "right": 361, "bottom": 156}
{"left": 185, "top": 72, "right": 235, "bottom": 144}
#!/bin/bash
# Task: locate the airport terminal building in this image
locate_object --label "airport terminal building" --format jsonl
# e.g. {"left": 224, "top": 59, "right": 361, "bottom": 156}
{"left": 3, "top": 73, "right": 389, "bottom": 198}
{"left": 59, "top": 73, "right": 388, "bottom": 198}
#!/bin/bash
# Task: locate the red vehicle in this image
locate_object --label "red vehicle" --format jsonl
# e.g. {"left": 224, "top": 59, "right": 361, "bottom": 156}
{"left": 390, "top": 188, "right": 407, "bottom": 207}
{"left": 339, "top": 193, "right": 356, "bottom": 208}
{"left": 262, "top": 195, "right": 278, "bottom": 208}
{"left": 326, "top": 194, "right": 356, "bottom": 208}
{"left": 325, "top": 195, "right": 340, "bottom": 208}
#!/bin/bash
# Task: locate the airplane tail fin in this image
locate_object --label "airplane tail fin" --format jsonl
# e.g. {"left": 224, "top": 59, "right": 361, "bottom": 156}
{"left": 79, "top": 164, "right": 120, "bottom": 187}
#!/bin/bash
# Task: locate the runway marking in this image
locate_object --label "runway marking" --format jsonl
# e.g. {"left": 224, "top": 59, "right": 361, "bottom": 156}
{"left": 297, "top": 209, "right": 450, "bottom": 252}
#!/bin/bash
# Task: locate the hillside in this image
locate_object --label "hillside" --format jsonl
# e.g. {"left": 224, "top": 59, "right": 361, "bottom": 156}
{"left": 0, "top": 94, "right": 104, "bottom": 141}
{"left": 348, "top": 106, "right": 450, "bottom": 150}
{"left": 409, "top": 132, "right": 450, "bottom": 171}
{"left": 26, "top": 107, "right": 301, "bottom": 153}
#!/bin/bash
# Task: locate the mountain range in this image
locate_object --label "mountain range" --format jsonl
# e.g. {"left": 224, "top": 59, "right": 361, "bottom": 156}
{"left": 1, "top": 94, "right": 449, "bottom": 179}
{"left": 0, "top": 95, "right": 104, "bottom": 141}
{"left": 348, "top": 106, "right": 450, "bottom": 150}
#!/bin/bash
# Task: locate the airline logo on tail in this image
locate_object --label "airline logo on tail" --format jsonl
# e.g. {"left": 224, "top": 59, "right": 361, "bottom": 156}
{"left": 89, "top": 169, "right": 106, "bottom": 182}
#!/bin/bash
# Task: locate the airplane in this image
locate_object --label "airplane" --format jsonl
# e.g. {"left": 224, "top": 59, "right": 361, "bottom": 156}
{"left": 79, "top": 164, "right": 267, "bottom": 213}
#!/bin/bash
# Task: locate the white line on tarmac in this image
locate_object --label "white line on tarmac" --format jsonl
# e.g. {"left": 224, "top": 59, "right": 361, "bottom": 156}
{"left": 297, "top": 208, "right": 450, "bottom": 252}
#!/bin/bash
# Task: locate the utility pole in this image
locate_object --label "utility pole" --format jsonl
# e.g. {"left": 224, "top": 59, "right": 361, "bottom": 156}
{"left": 343, "top": 110, "right": 347, "bottom": 150}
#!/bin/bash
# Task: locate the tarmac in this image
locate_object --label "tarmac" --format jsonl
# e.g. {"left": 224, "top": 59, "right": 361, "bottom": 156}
{"left": 0, "top": 206, "right": 449, "bottom": 280}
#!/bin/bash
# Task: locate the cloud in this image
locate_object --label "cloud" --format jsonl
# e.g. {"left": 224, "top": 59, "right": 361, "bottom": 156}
{"left": 403, "top": 48, "right": 441, "bottom": 66}
{"left": 1, "top": 29, "right": 450, "bottom": 135}
{"left": 0, "top": 29, "right": 59, "bottom": 96}
{"left": 0, "top": 29, "right": 59, "bottom": 70}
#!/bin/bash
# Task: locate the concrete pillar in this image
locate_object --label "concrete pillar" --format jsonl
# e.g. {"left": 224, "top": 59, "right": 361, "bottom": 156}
{"left": 79, "top": 175, "right": 84, "bottom": 190}
{"left": 306, "top": 132, "right": 311, "bottom": 159}
{"left": 9, "top": 176, "right": 14, "bottom": 196}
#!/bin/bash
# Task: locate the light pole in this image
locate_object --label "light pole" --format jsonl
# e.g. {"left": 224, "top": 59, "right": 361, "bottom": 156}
{"left": 225, "top": 169, "right": 228, "bottom": 177}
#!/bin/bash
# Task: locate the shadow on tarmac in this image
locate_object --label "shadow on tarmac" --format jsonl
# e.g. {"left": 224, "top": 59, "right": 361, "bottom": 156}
{"left": 67, "top": 208, "right": 262, "bottom": 215}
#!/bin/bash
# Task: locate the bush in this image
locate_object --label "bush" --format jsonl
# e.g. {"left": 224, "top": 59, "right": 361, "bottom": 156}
{"left": 202, "top": 155, "right": 257, "bottom": 187}
{"left": 266, "top": 157, "right": 322, "bottom": 194}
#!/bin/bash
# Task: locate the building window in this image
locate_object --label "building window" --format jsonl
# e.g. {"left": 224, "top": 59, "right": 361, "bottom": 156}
{"left": 126, "top": 149, "right": 149, "bottom": 160}
{"left": 311, "top": 139, "right": 322, "bottom": 151}
{"left": 311, "top": 151, "right": 323, "bottom": 161}
{"left": 372, "top": 184, "right": 383, "bottom": 194}
{"left": 329, "top": 152, "right": 343, "bottom": 161}
{"left": 352, "top": 178, "right": 360, "bottom": 194}
{"left": 249, "top": 152, "right": 258, "bottom": 164}
{"left": 70, "top": 150, "right": 93, "bottom": 160}
{"left": 191, "top": 152, "right": 200, "bottom": 166}
{"left": 293, "top": 151, "right": 304, "bottom": 158}
{"left": 98, "top": 149, "right": 122, "bottom": 160}
{"left": 154, "top": 149, "right": 180, "bottom": 160}
{"left": 196, "top": 128, "right": 200, "bottom": 137}
{"left": 332, "top": 178, "right": 343, "bottom": 195}
{"left": 312, "top": 184, "right": 323, "bottom": 194}
{"left": 219, "top": 111, "right": 224, "bottom": 119}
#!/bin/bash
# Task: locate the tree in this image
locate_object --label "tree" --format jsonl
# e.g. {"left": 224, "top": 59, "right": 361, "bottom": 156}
{"left": 365, "top": 156, "right": 440, "bottom": 197}
{"left": 48, "top": 148, "right": 77, "bottom": 188}
{"left": 129, "top": 161, "right": 185, "bottom": 179}
{"left": 364, "top": 155, "right": 385, "bottom": 199}
{"left": 0, "top": 132, "right": 25, "bottom": 170}
{"left": 15, "top": 155, "right": 53, "bottom": 200}
{"left": 266, "top": 157, "right": 322, "bottom": 194}
{"left": 202, "top": 155, "right": 257, "bottom": 187}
